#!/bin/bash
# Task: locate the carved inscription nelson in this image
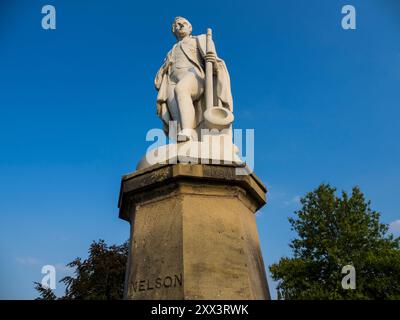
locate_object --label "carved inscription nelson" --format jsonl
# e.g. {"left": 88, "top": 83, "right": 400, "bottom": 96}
{"left": 129, "top": 274, "right": 183, "bottom": 293}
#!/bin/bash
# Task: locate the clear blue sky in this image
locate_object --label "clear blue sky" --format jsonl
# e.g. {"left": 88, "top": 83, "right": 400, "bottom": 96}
{"left": 0, "top": 0, "right": 399, "bottom": 299}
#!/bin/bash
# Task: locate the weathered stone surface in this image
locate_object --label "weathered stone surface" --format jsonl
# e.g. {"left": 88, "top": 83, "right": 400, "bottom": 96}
{"left": 119, "top": 163, "right": 270, "bottom": 300}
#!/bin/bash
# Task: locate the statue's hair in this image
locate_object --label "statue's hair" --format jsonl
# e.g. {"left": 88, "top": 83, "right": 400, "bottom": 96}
{"left": 172, "top": 16, "right": 192, "bottom": 35}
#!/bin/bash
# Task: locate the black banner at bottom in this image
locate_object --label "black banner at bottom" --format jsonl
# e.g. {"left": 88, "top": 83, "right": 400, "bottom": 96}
{"left": 1, "top": 300, "right": 394, "bottom": 319}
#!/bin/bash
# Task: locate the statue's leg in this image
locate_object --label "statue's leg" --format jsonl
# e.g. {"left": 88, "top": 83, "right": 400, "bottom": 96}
{"left": 166, "top": 83, "right": 182, "bottom": 139}
{"left": 174, "top": 73, "right": 203, "bottom": 141}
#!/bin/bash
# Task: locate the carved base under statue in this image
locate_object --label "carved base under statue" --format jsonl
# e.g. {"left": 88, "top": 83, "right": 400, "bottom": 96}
{"left": 136, "top": 133, "right": 243, "bottom": 170}
{"left": 118, "top": 163, "right": 270, "bottom": 300}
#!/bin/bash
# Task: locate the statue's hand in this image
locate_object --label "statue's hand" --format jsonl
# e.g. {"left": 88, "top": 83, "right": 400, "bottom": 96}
{"left": 205, "top": 52, "right": 217, "bottom": 64}
{"left": 205, "top": 52, "right": 218, "bottom": 73}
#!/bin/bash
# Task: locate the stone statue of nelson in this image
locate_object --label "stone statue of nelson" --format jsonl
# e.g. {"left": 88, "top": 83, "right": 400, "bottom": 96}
{"left": 155, "top": 17, "right": 233, "bottom": 142}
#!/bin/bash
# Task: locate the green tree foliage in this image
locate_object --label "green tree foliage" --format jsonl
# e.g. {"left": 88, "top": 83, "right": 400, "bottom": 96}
{"left": 34, "top": 281, "right": 57, "bottom": 300}
{"left": 269, "top": 184, "right": 400, "bottom": 300}
{"left": 35, "top": 239, "right": 128, "bottom": 300}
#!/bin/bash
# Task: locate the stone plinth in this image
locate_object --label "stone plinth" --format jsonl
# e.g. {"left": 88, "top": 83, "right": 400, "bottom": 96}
{"left": 118, "top": 163, "right": 270, "bottom": 300}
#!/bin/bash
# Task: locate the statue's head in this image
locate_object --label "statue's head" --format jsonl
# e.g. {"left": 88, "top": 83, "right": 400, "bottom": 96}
{"left": 172, "top": 17, "right": 192, "bottom": 40}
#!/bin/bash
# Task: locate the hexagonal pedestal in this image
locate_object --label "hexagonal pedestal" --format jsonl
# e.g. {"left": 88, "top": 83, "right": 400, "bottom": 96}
{"left": 118, "top": 163, "right": 270, "bottom": 300}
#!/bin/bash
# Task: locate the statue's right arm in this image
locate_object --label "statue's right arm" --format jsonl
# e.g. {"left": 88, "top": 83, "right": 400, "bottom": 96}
{"left": 155, "top": 61, "right": 166, "bottom": 90}
{"left": 155, "top": 51, "right": 172, "bottom": 90}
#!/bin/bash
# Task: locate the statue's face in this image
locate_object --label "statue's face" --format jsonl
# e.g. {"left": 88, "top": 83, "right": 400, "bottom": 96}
{"left": 173, "top": 19, "right": 191, "bottom": 40}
